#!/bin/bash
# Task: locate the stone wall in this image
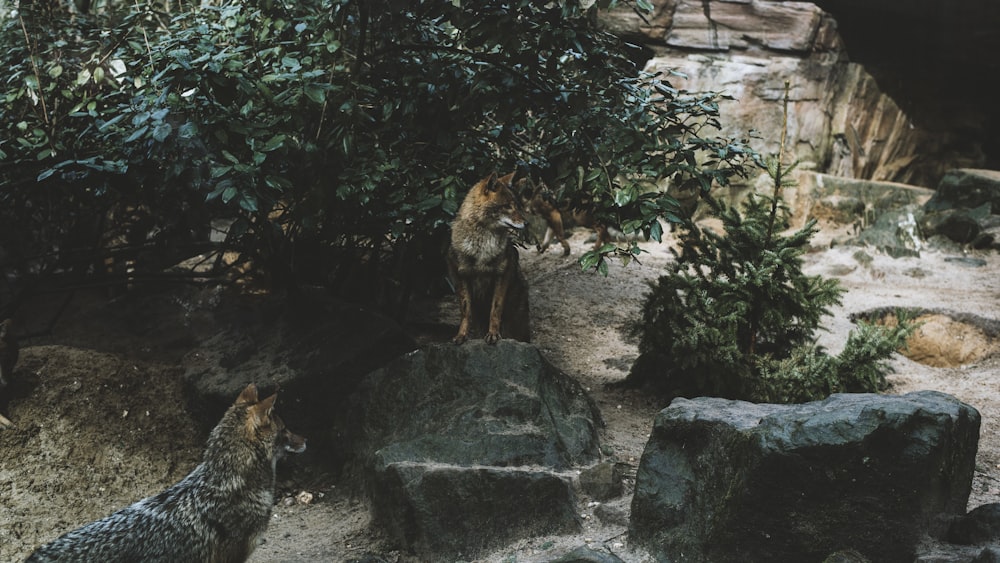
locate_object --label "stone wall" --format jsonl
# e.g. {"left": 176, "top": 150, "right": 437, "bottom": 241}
{"left": 600, "top": 0, "right": 997, "bottom": 188}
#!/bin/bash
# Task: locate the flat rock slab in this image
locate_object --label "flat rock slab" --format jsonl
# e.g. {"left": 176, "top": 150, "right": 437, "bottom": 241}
{"left": 370, "top": 462, "right": 579, "bottom": 559}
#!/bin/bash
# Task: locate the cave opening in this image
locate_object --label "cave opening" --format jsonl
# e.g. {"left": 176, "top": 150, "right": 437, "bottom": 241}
{"left": 812, "top": 0, "right": 1000, "bottom": 170}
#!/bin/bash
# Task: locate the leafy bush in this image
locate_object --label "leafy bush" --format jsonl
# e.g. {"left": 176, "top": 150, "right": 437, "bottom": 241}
{"left": 755, "top": 318, "right": 915, "bottom": 403}
{"left": 627, "top": 85, "right": 913, "bottom": 403}
{"left": 0, "top": 0, "right": 753, "bottom": 316}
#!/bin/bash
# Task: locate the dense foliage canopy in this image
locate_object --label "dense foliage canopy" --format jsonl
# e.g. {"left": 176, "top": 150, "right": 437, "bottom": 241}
{"left": 0, "top": 0, "right": 753, "bottom": 317}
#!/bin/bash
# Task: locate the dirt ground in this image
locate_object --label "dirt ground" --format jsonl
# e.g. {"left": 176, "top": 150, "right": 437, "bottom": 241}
{"left": 2, "top": 222, "right": 1000, "bottom": 562}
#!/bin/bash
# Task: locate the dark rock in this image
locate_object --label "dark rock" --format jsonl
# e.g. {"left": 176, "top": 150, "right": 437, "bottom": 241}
{"left": 974, "top": 546, "right": 1000, "bottom": 563}
{"left": 348, "top": 341, "right": 601, "bottom": 471}
{"left": 593, "top": 502, "right": 629, "bottom": 528}
{"left": 371, "top": 463, "right": 579, "bottom": 559}
{"left": 913, "top": 542, "right": 989, "bottom": 563}
{"left": 579, "top": 462, "right": 625, "bottom": 501}
{"left": 546, "top": 545, "right": 626, "bottom": 563}
{"left": 949, "top": 504, "right": 1000, "bottom": 545}
{"left": 347, "top": 340, "right": 602, "bottom": 559}
{"left": 973, "top": 232, "right": 997, "bottom": 250}
{"left": 926, "top": 169, "right": 1000, "bottom": 212}
{"left": 944, "top": 257, "right": 989, "bottom": 268}
{"left": 920, "top": 205, "right": 989, "bottom": 244}
{"left": 629, "top": 391, "right": 980, "bottom": 563}
{"left": 855, "top": 205, "right": 924, "bottom": 257}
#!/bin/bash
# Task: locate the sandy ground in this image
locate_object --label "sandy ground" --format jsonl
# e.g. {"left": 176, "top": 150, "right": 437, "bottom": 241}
{"left": 2, "top": 223, "right": 1000, "bottom": 562}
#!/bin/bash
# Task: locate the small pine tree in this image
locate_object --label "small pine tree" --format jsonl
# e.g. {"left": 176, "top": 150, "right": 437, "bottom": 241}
{"left": 627, "top": 83, "right": 913, "bottom": 403}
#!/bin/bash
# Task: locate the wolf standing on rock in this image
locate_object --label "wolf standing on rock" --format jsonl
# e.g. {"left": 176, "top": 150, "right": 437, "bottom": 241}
{"left": 27, "top": 383, "right": 305, "bottom": 563}
{"left": 448, "top": 171, "right": 531, "bottom": 345}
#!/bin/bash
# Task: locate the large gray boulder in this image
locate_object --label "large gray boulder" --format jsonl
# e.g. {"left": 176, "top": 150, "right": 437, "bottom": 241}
{"left": 345, "top": 340, "right": 602, "bottom": 559}
{"left": 630, "top": 391, "right": 980, "bottom": 563}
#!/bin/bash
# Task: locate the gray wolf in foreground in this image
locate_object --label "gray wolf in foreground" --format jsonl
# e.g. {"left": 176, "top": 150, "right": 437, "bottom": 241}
{"left": 27, "top": 383, "right": 305, "bottom": 563}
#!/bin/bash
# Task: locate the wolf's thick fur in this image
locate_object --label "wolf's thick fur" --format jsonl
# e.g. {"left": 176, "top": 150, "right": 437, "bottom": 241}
{"left": 448, "top": 171, "right": 531, "bottom": 345}
{"left": 27, "top": 384, "right": 306, "bottom": 563}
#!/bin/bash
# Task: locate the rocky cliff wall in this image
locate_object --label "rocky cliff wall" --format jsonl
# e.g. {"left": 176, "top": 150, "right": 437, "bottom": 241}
{"left": 601, "top": 0, "right": 998, "bottom": 188}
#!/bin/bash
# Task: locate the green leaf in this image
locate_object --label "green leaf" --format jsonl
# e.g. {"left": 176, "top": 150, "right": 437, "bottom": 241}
{"left": 304, "top": 83, "right": 326, "bottom": 104}
{"left": 239, "top": 195, "right": 258, "bottom": 212}
{"left": 152, "top": 122, "right": 172, "bottom": 142}
{"left": 265, "top": 175, "right": 292, "bottom": 191}
{"left": 649, "top": 220, "right": 663, "bottom": 243}
{"left": 579, "top": 251, "right": 600, "bottom": 271}
{"left": 207, "top": 179, "right": 232, "bottom": 201}
{"left": 98, "top": 114, "right": 126, "bottom": 132}
{"left": 124, "top": 125, "right": 149, "bottom": 143}
{"left": 262, "top": 134, "right": 286, "bottom": 152}
{"left": 37, "top": 168, "right": 58, "bottom": 181}
{"left": 613, "top": 187, "right": 634, "bottom": 207}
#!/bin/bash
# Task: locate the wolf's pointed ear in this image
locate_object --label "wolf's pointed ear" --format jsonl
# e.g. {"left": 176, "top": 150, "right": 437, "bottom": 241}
{"left": 484, "top": 172, "right": 500, "bottom": 192}
{"left": 236, "top": 383, "right": 259, "bottom": 406}
{"left": 248, "top": 393, "right": 277, "bottom": 429}
{"left": 498, "top": 171, "right": 516, "bottom": 187}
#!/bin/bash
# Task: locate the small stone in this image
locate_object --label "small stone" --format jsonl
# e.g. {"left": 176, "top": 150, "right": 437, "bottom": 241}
{"left": 579, "top": 462, "right": 625, "bottom": 501}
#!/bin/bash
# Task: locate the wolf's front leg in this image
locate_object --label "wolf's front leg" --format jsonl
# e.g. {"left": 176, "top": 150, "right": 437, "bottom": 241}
{"left": 486, "top": 271, "right": 515, "bottom": 345}
{"left": 453, "top": 279, "right": 473, "bottom": 345}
